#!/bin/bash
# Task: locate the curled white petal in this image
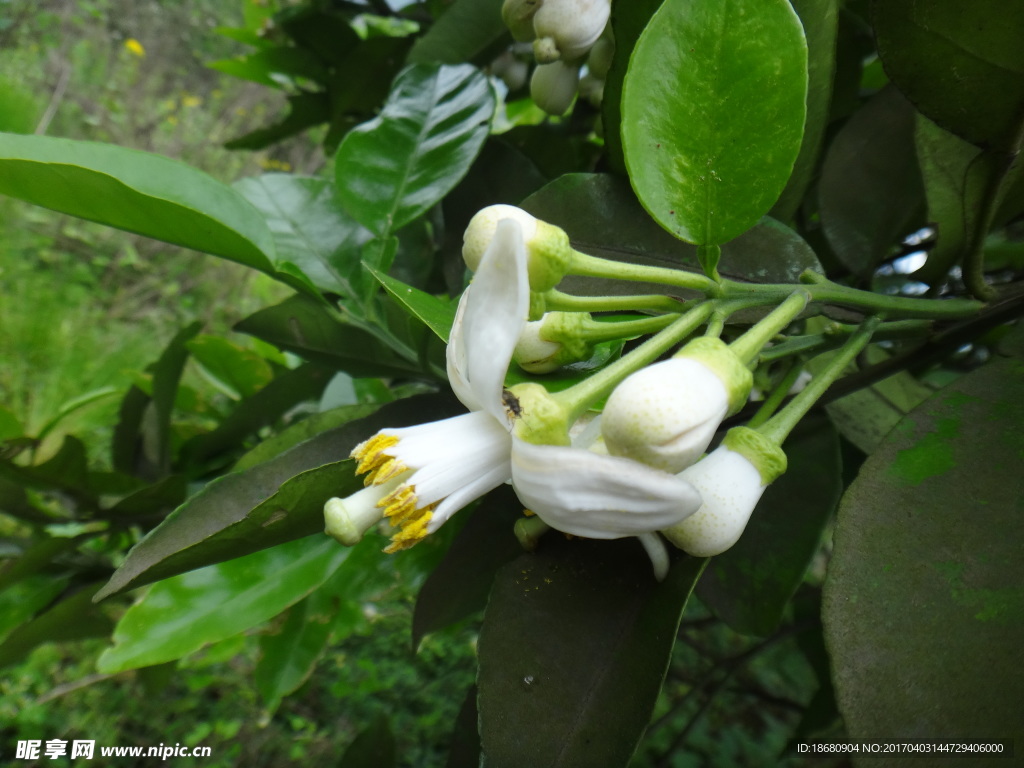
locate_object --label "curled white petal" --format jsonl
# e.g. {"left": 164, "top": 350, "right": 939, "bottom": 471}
{"left": 662, "top": 446, "right": 766, "bottom": 557}
{"left": 601, "top": 358, "right": 729, "bottom": 473}
{"left": 510, "top": 437, "right": 702, "bottom": 539}
{"left": 447, "top": 218, "right": 530, "bottom": 424}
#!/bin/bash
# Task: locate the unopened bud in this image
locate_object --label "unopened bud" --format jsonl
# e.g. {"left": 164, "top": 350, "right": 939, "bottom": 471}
{"left": 530, "top": 60, "right": 580, "bottom": 115}
{"left": 532, "top": 0, "right": 610, "bottom": 62}
{"left": 502, "top": 0, "right": 542, "bottom": 42}
{"left": 463, "top": 205, "right": 574, "bottom": 290}
{"left": 661, "top": 428, "right": 787, "bottom": 556}
{"left": 514, "top": 312, "right": 593, "bottom": 373}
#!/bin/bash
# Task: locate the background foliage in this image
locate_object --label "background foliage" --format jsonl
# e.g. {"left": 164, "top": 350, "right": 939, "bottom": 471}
{"left": 1, "top": 0, "right": 1021, "bottom": 765}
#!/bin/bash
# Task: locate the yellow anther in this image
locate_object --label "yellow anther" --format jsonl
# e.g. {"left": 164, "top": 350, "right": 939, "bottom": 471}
{"left": 384, "top": 513, "right": 433, "bottom": 553}
{"left": 352, "top": 433, "right": 399, "bottom": 472}
{"left": 352, "top": 434, "right": 408, "bottom": 485}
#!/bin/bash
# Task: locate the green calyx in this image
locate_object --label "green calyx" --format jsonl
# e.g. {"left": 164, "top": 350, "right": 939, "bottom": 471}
{"left": 722, "top": 427, "right": 787, "bottom": 485}
{"left": 528, "top": 291, "right": 547, "bottom": 321}
{"left": 542, "top": 312, "right": 591, "bottom": 359}
{"left": 507, "top": 382, "right": 572, "bottom": 446}
{"left": 528, "top": 219, "right": 575, "bottom": 291}
{"left": 674, "top": 337, "right": 753, "bottom": 415}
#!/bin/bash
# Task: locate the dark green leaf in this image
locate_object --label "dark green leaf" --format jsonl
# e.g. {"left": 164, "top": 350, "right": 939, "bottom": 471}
{"left": 235, "top": 294, "right": 427, "bottom": 378}
{"left": 819, "top": 85, "right": 926, "bottom": 276}
{"left": 234, "top": 174, "right": 373, "bottom": 300}
{"left": 97, "top": 535, "right": 354, "bottom": 672}
{"left": 0, "top": 575, "right": 69, "bottom": 641}
{"left": 94, "top": 395, "right": 462, "bottom": 600}
{"left": 622, "top": 0, "right": 808, "bottom": 245}
{"left": 770, "top": 0, "right": 840, "bottom": 222}
{"left": 698, "top": 415, "right": 842, "bottom": 637}
{"left": 0, "top": 133, "right": 278, "bottom": 275}
{"left": 823, "top": 355, "right": 1024, "bottom": 749}
{"left": 179, "top": 364, "right": 333, "bottom": 468}
{"left": 339, "top": 717, "right": 396, "bottom": 768}
{"left": 0, "top": 536, "right": 80, "bottom": 592}
{"left": 208, "top": 47, "right": 328, "bottom": 89}
{"left": 521, "top": 174, "right": 822, "bottom": 298}
{"left": 477, "top": 538, "right": 707, "bottom": 767}
{"left": 278, "top": 6, "right": 361, "bottom": 66}
{"left": 112, "top": 384, "right": 151, "bottom": 478}
{"left": 408, "top": 0, "right": 507, "bottom": 66}
{"left": 872, "top": 0, "right": 1024, "bottom": 152}
{"left": 151, "top": 322, "right": 202, "bottom": 476}
{"left": 0, "top": 585, "right": 112, "bottom": 670}
{"left": 0, "top": 435, "right": 91, "bottom": 501}
{"left": 335, "top": 63, "right": 494, "bottom": 237}
{"left": 103, "top": 475, "right": 188, "bottom": 520}
{"left": 602, "top": 0, "right": 665, "bottom": 174}
{"left": 412, "top": 486, "right": 524, "bottom": 646}
{"left": 224, "top": 93, "right": 330, "bottom": 151}
{"left": 446, "top": 685, "right": 481, "bottom": 768}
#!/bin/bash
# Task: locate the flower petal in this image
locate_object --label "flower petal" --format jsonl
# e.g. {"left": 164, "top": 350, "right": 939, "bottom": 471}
{"left": 510, "top": 437, "right": 702, "bottom": 539}
{"left": 446, "top": 218, "right": 529, "bottom": 424}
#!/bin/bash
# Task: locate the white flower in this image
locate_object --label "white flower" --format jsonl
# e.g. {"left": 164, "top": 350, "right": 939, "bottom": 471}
{"left": 661, "top": 427, "right": 787, "bottom": 557}
{"left": 601, "top": 338, "right": 753, "bottom": 474}
{"left": 326, "top": 213, "right": 703, "bottom": 554}
{"left": 327, "top": 218, "right": 528, "bottom": 552}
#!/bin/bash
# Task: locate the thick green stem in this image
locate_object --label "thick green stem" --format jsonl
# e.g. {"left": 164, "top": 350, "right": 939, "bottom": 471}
{"left": 570, "top": 251, "right": 721, "bottom": 296}
{"left": 553, "top": 301, "right": 715, "bottom": 419}
{"left": 729, "top": 290, "right": 809, "bottom": 365}
{"left": 723, "top": 275, "right": 983, "bottom": 320}
{"left": 758, "top": 317, "right": 881, "bottom": 444}
{"left": 542, "top": 289, "right": 687, "bottom": 315}
{"left": 581, "top": 313, "right": 678, "bottom": 342}
{"left": 758, "top": 319, "right": 933, "bottom": 363}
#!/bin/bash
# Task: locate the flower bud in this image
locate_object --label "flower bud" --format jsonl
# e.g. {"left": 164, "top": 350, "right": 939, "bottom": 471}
{"left": 532, "top": 0, "right": 610, "bottom": 62}
{"left": 502, "top": 0, "right": 542, "bottom": 42}
{"left": 661, "top": 428, "right": 787, "bottom": 557}
{"left": 530, "top": 60, "right": 580, "bottom": 115}
{"left": 587, "top": 36, "right": 614, "bottom": 78}
{"left": 578, "top": 72, "right": 604, "bottom": 107}
{"left": 601, "top": 337, "right": 753, "bottom": 474}
{"left": 491, "top": 49, "right": 530, "bottom": 91}
{"left": 462, "top": 205, "right": 574, "bottom": 291}
{"left": 513, "top": 312, "right": 593, "bottom": 373}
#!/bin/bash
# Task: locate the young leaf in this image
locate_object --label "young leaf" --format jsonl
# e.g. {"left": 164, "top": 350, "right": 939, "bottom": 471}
{"left": 621, "top": 0, "right": 808, "bottom": 245}
{"left": 823, "top": 355, "right": 1024, "bottom": 747}
{"left": 0, "top": 134, "right": 278, "bottom": 275}
{"left": 97, "top": 535, "right": 355, "bottom": 673}
{"left": 368, "top": 267, "right": 456, "bottom": 344}
{"left": 477, "top": 538, "right": 707, "bottom": 767}
{"left": 335, "top": 63, "right": 494, "bottom": 237}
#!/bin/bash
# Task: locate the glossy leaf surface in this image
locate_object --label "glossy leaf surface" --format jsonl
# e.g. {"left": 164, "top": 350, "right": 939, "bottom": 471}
{"left": 235, "top": 174, "right": 373, "bottom": 300}
{"left": 0, "top": 133, "right": 277, "bottom": 274}
{"left": 407, "top": 0, "right": 506, "bottom": 66}
{"left": 98, "top": 535, "right": 353, "bottom": 672}
{"left": 622, "top": 0, "right": 808, "bottom": 245}
{"left": 335, "top": 64, "right": 493, "bottom": 237}
{"left": 478, "top": 538, "right": 706, "bottom": 767}
{"left": 824, "top": 355, "right": 1024, "bottom": 750}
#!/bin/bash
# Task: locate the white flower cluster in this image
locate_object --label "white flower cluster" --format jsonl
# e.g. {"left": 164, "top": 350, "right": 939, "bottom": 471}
{"left": 499, "top": 0, "right": 613, "bottom": 115}
{"left": 324, "top": 206, "right": 788, "bottom": 576}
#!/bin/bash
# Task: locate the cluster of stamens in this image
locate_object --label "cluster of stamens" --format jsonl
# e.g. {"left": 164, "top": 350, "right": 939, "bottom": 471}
{"left": 351, "top": 434, "right": 436, "bottom": 553}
